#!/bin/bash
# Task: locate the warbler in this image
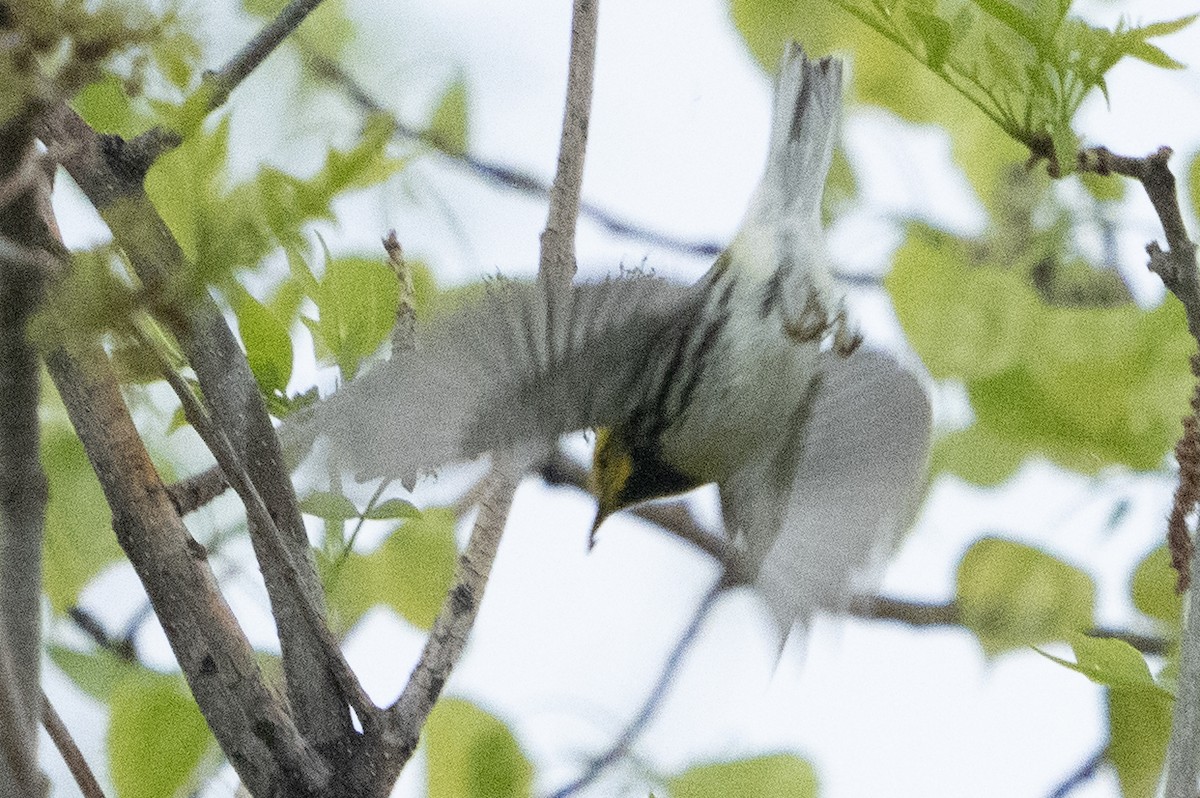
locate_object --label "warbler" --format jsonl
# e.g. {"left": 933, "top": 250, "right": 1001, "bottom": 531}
{"left": 315, "top": 42, "right": 931, "bottom": 633}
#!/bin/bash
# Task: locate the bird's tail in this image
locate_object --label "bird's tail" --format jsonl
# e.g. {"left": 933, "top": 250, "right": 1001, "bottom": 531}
{"left": 740, "top": 42, "right": 843, "bottom": 227}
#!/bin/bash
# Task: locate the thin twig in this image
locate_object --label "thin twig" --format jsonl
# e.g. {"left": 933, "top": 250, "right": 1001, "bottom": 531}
{"left": 538, "top": 0, "right": 598, "bottom": 300}
{"left": 380, "top": 458, "right": 521, "bottom": 769}
{"left": 42, "top": 692, "right": 107, "bottom": 798}
{"left": 1046, "top": 745, "right": 1106, "bottom": 798}
{"left": 202, "top": 0, "right": 329, "bottom": 113}
{"left": 306, "top": 51, "right": 725, "bottom": 261}
{"left": 136, "top": 324, "right": 378, "bottom": 727}
{"left": 165, "top": 465, "right": 229, "bottom": 517}
{"left": 550, "top": 581, "right": 723, "bottom": 798}
{"left": 384, "top": 230, "right": 416, "bottom": 354}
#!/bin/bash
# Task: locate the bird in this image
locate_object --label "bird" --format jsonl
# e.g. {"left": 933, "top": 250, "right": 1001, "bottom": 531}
{"left": 310, "top": 41, "right": 931, "bottom": 636}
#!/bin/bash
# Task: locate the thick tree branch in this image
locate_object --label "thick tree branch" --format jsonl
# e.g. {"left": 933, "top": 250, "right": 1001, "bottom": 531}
{"left": 0, "top": 111, "right": 55, "bottom": 798}
{"left": 36, "top": 100, "right": 351, "bottom": 748}
{"left": 42, "top": 692, "right": 106, "bottom": 798}
{"left": 141, "top": 325, "right": 377, "bottom": 727}
{"left": 202, "top": 0, "right": 329, "bottom": 113}
{"left": 44, "top": 342, "right": 330, "bottom": 796}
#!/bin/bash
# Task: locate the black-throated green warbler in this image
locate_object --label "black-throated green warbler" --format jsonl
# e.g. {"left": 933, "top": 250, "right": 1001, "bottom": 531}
{"left": 315, "top": 42, "right": 931, "bottom": 634}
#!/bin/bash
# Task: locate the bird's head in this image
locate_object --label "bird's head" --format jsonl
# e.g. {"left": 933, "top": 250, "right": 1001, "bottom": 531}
{"left": 589, "top": 427, "right": 700, "bottom": 545}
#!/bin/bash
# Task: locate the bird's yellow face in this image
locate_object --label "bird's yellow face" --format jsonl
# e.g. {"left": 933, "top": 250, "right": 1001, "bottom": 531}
{"left": 589, "top": 427, "right": 701, "bottom": 541}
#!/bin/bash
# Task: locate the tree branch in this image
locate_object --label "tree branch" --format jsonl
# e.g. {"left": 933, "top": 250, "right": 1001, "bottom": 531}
{"left": 44, "top": 342, "right": 330, "bottom": 796}
{"left": 42, "top": 692, "right": 106, "bottom": 798}
{"left": 165, "top": 465, "right": 229, "bottom": 517}
{"left": 550, "top": 581, "right": 722, "bottom": 798}
{"left": 364, "top": 458, "right": 521, "bottom": 786}
{"left": 538, "top": 0, "right": 597, "bottom": 301}
{"left": 139, "top": 324, "right": 377, "bottom": 728}
{"left": 0, "top": 109, "right": 55, "bottom": 798}
{"left": 36, "top": 100, "right": 351, "bottom": 748}
{"left": 202, "top": 0, "right": 329, "bottom": 113}
{"left": 306, "top": 51, "right": 725, "bottom": 261}
{"left": 1074, "top": 145, "right": 1200, "bottom": 798}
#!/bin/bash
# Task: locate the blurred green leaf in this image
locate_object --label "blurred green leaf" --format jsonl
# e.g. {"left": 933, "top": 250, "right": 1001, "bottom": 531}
{"left": 889, "top": 224, "right": 1193, "bottom": 481}
{"left": 1190, "top": 150, "right": 1200, "bottom": 224}
{"left": 71, "top": 74, "right": 138, "bottom": 136}
{"left": 300, "top": 491, "right": 360, "bottom": 522}
{"left": 888, "top": 228, "right": 1034, "bottom": 381}
{"left": 1108, "top": 686, "right": 1172, "bottom": 798}
{"left": 956, "top": 537, "right": 1094, "bottom": 655}
{"left": 108, "top": 672, "right": 212, "bottom": 798}
{"left": 668, "top": 754, "right": 818, "bottom": 798}
{"left": 324, "top": 508, "right": 457, "bottom": 631}
{"left": 43, "top": 425, "right": 123, "bottom": 613}
{"left": 429, "top": 79, "right": 470, "bottom": 156}
{"left": 365, "top": 498, "right": 420, "bottom": 520}
{"left": 234, "top": 291, "right": 294, "bottom": 397}
{"left": 928, "top": 423, "right": 1030, "bottom": 486}
{"left": 311, "top": 256, "right": 400, "bottom": 379}
{"left": 426, "top": 698, "right": 533, "bottom": 798}
{"left": 1132, "top": 545, "right": 1182, "bottom": 628}
{"left": 49, "top": 645, "right": 132, "bottom": 702}
{"left": 1039, "top": 634, "right": 1168, "bottom": 695}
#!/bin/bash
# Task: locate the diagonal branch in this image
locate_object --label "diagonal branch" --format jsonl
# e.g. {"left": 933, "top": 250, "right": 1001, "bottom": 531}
{"left": 42, "top": 693, "right": 106, "bottom": 798}
{"left": 550, "top": 581, "right": 722, "bottom": 798}
{"left": 201, "top": 0, "right": 329, "bottom": 113}
{"left": 44, "top": 342, "right": 330, "bottom": 796}
{"left": 376, "top": 457, "right": 521, "bottom": 774}
{"left": 36, "top": 99, "right": 351, "bottom": 747}
{"left": 138, "top": 324, "right": 377, "bottom": 727}
{"left": 306, "top": 52, "right": 725, "bottom": 261}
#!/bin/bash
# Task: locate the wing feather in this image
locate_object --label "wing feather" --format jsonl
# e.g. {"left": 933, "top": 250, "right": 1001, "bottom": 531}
{"left": 312, "top": 275, "right": 703, "bottom": 483}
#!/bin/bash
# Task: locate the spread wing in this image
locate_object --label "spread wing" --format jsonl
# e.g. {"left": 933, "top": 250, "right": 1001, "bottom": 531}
{"left": 310, "top": 275, "right": 705, "bottom": 483}
{"left": 721, "top": 348, "right": 931, "bottom": 636}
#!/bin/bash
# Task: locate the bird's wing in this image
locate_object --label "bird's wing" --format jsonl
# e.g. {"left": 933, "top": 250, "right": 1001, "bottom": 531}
{"left": 738, "top": 348, "right": 932, "bottom": 635}
{"left": 309, "top": 275, "right": 704, "bottom": 483}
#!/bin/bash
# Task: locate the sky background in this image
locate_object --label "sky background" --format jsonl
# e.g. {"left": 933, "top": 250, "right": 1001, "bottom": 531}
{"left": 42, "top": 0, "right": 1200, "bottom": 796}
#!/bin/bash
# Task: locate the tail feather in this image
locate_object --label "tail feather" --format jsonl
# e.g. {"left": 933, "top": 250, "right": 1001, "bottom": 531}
{"left": 743, "top": 42, "right": 843, "bottom": 227}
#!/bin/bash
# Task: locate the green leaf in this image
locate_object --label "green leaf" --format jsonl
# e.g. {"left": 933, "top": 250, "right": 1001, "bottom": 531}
{"left": 43, "top": 425, "right": 124, "bottom": 613}
{"left": 299, "top": 491, "right": 360, "bottom": 522}
{"left": 1132, "top": 545, "right": 1182, "bottom": 627}
{"left": 928, "top": 423, "right": 1029, "bottom": 485}
{"left": 1108, "top": 686, "right": 1172, "bottom": 798}
{"left": 324, "top": 508, "right": 458, "bottom": 632}
{"left": 1190, "top": 150, "right": 1200, "bottom": 225}
{"left": 426, "top": 698, "right": 533, "bottom": 798}
{"left": 429, "top": 79, "right": 470, "bottom": 156}
{"left": 365, "top": 498, "right": 421, "bottom": 520}
{"left": 886, "top": 227, "right": 1034, "bottom": 380}
{"left": 108, "top": 672, "right": 212, "bottom": 798}
{"left": 234, "top": 292, "right": 294, "bottom": 397}
{"left": 49, "top": 646, "right": 132, "bottom": 702}
{"left": 1039, "top": 634, "right": 1167, "bottom": 694}
{"left": 71, "top": 74, "right": 138, "bottom": 137}
{"left": 313, "top": 256, "right": 401, "bottom": 379}
{"left": 956, "top": 537, "right": 1094, "bottom": 655}
{"left": 668, "top": 754, "right": 818, "bottom": 798}
{"left": 908, "top": 10, "right": 954, "bottom": 71}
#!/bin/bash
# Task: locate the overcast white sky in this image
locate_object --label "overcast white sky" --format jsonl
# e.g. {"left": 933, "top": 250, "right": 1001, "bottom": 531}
{"left": 44, "top": 1, "right": 1200, "bottom": 796}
